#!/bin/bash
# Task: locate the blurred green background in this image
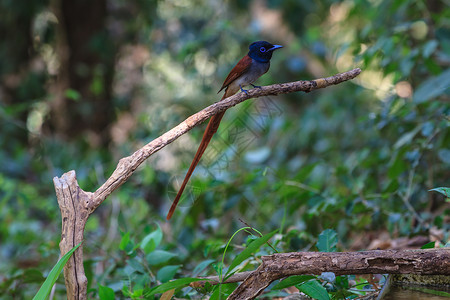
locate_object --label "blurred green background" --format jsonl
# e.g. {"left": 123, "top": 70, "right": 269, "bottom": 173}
{"left": 0, "top": 0, "right": 449, "bottom": 298}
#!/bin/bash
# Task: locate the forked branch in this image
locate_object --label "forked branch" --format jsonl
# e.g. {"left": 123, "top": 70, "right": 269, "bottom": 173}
{"left": 53, "top": 68, "right": 361, "bottom": 300}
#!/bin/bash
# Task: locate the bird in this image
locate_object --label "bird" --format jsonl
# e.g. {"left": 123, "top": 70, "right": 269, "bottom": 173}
{"left": 167, "top": 41, "right": 283, "bottom": 220}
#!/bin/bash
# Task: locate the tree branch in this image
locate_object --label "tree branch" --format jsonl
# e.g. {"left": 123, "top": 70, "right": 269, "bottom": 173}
{"left": 227, "top": 249, "right": 450, "bottom": 300}
{"left": 54, "top": 171, "right": 90, "bottom": 300}
{"left": 53, "top": 68, "right": 361, "bottom": 300}
{"left": 93, "top": 68, "right": 361, "bottom": 209}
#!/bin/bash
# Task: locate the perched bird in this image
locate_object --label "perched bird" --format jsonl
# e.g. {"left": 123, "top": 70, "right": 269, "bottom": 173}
{"left": 167, "top": 41, "right": 282, "bottom": 220}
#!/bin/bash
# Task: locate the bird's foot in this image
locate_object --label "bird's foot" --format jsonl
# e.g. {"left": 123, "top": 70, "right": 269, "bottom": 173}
{"left": 240, "top": 85, "right": 249, "bottom": 95}
{"left": 251, "top": 84, "right": 262, "bottom": 89}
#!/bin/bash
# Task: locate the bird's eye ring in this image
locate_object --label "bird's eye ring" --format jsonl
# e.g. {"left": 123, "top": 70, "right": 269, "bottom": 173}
{"left": 260, "top": 47, "right": 266, "bottom": 52}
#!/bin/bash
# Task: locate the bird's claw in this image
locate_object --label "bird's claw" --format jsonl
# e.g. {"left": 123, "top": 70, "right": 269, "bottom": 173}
{"left": 240, "top": 85, "right": 249, "bottom": 95}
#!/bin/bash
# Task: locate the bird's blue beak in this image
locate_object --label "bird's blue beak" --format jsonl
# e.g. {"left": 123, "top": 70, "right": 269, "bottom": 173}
{"left": 269, "top": 45, "right": 283, "bottom": 51}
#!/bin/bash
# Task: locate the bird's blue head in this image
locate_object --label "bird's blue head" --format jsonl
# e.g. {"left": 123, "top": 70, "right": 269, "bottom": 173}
{"left": 248, "top": 41, "right": 283, "bottom": 63}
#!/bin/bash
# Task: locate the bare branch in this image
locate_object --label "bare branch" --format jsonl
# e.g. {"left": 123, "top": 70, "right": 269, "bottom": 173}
{"left": 53, "top": 68, "right": 361, "bottom": 300}
{"left": 93, "top": 68, "right": 361, "bottom": 209}
{"left": 54, "top": 171, "right": 90, "bottom": 300}
{"left": 228, "top": 249, "right": 450, "bottom": 300}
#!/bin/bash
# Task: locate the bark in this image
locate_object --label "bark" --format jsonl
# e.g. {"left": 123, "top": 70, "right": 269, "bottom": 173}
{"left": 227, "top": 249, "right": 450, "bottom": 299}
{"left": 54, "top": 171, "right": 92, "bottom": 300}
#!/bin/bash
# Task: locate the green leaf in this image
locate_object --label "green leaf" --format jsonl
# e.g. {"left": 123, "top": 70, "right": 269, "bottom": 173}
{"left": 429, "top": 187, "right": 450, "bottom": 199}
{"left": 192, "top": 259, "right": 215, "bottom": 276}
{"left": 140, "top": 226, "right": 163, "bottom": 254}
{"left": 157, "top": 265, "right": 180, "bottom": 283}
{"left": 146, "top": 277, "right": 207, "bottom": 296}
{"left": 65, "top": 89, "right": 81, "bottom": 101}
{"left": 413, "top": 68, "right": 450, "bottom": 103}
{"left": 130, "top": 288, "right": 144, "bottom": 297}
{"left": 438, "top": 149, "right": 450, "bottom": 164}
{"left": 98, "top": 284, "right": 115, "bottom": 300}
{"left": 33, "top": 242, "right": 82, "bottom": 300}
{"left": 272, "top": 275, "right": 316, "bottom": 290}
{"left": 225, "top": 230, "right": 277, "bottom": 279}
{"left": 387, "top": 154, "right": 407, "bottom": 179}
{"left": 146, "top": 250, "right": 177, "bottom": 266}
{"left": 126, "top": 258, "right": 146, "bottom": 273}
{"left": 210, "top": 288, "right": 220, "bottom": 300}
{"left": 298, "top": 280, "right": 330, "bottom": 300}
{"left": 394, "top": 126, "right": 421, "bottom": 149}
{"left": 421, "top": 241, "right": 435, "bottom": 249}
{"left": 316, "top": 229, "right": 338, "bottom": 252}
{"left": 210, "top": 282, "right": 238, "bottom": 299}
{"left": 422, "top": 40, "right": 438, "bottom": 58}
{"left": 119, "top": 232, "right": 130, "bottom": 251}
{"left": 295, "top": 162, "right": 318, "bottom": 181}
{"left": 383, "top": 179, "right": 399, "bottom": 193}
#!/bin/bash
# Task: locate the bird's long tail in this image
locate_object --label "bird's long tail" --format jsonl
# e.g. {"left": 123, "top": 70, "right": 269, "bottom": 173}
{"left": 166, "top": 93, "right": 228, "bottom": 220}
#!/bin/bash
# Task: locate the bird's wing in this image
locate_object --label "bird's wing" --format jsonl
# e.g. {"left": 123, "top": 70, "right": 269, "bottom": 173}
{"left": 218, "top": 55, "right": 252, "bottom": 93}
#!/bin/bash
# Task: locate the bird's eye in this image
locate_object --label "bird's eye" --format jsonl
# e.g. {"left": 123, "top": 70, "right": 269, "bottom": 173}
{"left": 259, "top": 47, "right": 266, "bottom": 52}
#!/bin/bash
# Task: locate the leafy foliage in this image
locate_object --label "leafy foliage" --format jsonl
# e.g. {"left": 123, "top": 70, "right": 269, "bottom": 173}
{"left": 0, "top": 0, "right": 448, "bottom": 298}
{"left": 316, "top": 229, "right": 338, "bottom": 252}
{"left": 429, "top": 187, "right": 450, "bottom": 200}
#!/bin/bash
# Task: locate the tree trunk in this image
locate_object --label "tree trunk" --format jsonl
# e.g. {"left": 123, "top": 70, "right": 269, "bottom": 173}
{"left": 49, "top": 0, "right": 116, "bottom": 146}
